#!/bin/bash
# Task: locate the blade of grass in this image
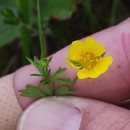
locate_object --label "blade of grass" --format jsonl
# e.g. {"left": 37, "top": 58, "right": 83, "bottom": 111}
{"left": 110, "top": 0, "right": 119, "bottom": 26}
{"left": 37, "top": 0, "right": 46, "bottom": 59}
{"left": 117, "top": 1, "right": 129, "bottom": 20}
{"left": 81, "top": 0, "right": 100, "bottom": 31}
{"left": 110, "top": 0, "right": 128, "bottom": 26}
{"left": 15, "top": 0, "right": 32, "bottom": 64}
{"left": 118, "top": 1, "right": 129, "bottom": 15}
{"left": 21, "top": 31, "right": 31, "bottom": 61}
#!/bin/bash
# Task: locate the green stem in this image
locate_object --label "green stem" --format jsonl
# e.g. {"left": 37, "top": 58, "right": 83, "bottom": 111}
{"left": 15, "top": 0, "right": 31, "bottom": 64}
{"left": 69, "top": 76, "right": 78, "bottom": 91}
{"left": 37, "top": 0, "right": 46, "bottom": 59}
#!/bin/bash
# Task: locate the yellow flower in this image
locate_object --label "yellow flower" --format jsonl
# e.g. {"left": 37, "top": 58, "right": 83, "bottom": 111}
{"left": 67, "top": 37, "right": 113, "bottom": 79}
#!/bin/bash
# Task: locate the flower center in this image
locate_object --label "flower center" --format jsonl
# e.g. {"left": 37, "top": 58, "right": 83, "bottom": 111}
{"left": 79, "top": 51, "right": 99, "bottom": 69}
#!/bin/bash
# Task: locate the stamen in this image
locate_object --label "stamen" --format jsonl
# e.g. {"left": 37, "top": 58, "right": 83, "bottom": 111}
{"left": 79, "top": 52, "right": 101, "bottom": 70}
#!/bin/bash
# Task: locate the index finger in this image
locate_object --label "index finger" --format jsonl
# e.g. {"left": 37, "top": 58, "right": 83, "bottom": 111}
{"left": 14, "top": 18, "right": 130, "bottom": 109}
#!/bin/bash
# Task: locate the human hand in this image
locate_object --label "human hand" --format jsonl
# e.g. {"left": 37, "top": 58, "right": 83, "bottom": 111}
{"left": 1, "top": 18, "right": 130, "bottom": 130}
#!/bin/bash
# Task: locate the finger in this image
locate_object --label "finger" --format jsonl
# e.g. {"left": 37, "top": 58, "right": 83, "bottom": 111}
{"left": 17, "top": 97, "right": 130, "bottom": 130}
{"left": 14, "top": 18, "right": 130, "bottom": 109}
{"left": 0, "top": 74, "right": 22, "bottom": 130}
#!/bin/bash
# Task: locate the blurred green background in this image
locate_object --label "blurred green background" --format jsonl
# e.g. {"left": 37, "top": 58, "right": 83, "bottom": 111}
{"left": 0, "top": 0, "right": 130, "bottom": 77}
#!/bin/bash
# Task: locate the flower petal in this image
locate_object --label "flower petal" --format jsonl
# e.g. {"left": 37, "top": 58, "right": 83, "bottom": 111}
{"left": 84, "top": 37, "right": 106, "bottom": 57}
{"left": 68, "top": 40, "right": 86, "bottom": 61}
{"left": 77, "top": 68, "right": 99, "bottom": 79}
{"left": 94, "top": 56, "right": 113, "bottom": 75}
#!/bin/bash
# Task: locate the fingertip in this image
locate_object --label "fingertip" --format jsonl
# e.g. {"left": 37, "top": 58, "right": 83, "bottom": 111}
{"left": 17, "top": 97, "right": 81, "bottom": 130}
{"left": 13, "top": 65, "right": 41, "bottom": 109}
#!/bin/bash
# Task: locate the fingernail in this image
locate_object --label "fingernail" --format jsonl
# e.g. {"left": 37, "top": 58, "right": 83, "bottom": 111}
{"left": 17, "top": 97, "right": 81, "bottom": 130}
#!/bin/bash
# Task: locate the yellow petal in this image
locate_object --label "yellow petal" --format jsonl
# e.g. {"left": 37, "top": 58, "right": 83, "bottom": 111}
{"left": 84, "top": 37, "right": 106, "bottom": 57}
{"left": 77, "top": 68, "right": 99, "bottom": 79}
{"left": 68, "top": 40, "right": 86, "bottom": 61}
{"left": 94, "top": 56, "right": 113, "bottom": 75}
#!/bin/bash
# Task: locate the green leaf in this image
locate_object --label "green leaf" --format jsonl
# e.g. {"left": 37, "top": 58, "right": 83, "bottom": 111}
{"left": 26, "top": 57, "right": 43, "bottom": 74}
{"left": 69, "top": 77, "right": 77, "bottom": 91}
{"left": 34, "top": 56, "right": 39, "bottom": 63}
{"left": 68, "top": 59, "right": 82, "bottom": 67}
{"left": 39, "top": 83, "right": 54, "bottom": 96}
{"left": 19, "top": 84, "right": 46, "bottom": 98}
{"left": 40, "top": 79, "right": 44, "bottom": 83}
{"left": 53, "top": 67, "right": 66, "bottom": 77}
{"left": 31, "top": 74, "right": 42, "bottom": 76}
{"left": 0, "top": 0, "right": 15, "bottom": 7}
{"left": 47, "top": 57, "right": 52, "bottom": 63}
{"left": 1, "top": 8, "right": 19, "bottom": 25}
{"left": 55, "top": 86, "right": 74, "bottom": 96}
{"left": 26, "top": 57, "right": 34, "bottom": 65}
{"left": 33, "top": 56, "right": 43, "bottom": 74}
{"left": 0, "top": 24, "right": 20, "bottom": 46}
{"left": 40, "top": 0, "right": 76, "bottom": 21}
{"left": 55, "top": 77, "right": 72, "bottom": 84}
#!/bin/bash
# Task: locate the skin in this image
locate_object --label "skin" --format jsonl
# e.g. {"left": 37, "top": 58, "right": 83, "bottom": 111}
{"left": 0, "top": 18, "right": 130, "bottom": 130}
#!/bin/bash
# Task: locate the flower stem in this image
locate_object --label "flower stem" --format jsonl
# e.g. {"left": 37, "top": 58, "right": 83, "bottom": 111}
{"left": 69, "top": 76, "right": 78, "bottom": 91}
{"left": 37, "top": 0, "right": 46, "bottom": 59}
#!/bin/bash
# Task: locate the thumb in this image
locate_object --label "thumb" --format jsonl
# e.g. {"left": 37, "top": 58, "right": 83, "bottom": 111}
{"left": 17, "top": 97, "right": 130, "bottom": 130}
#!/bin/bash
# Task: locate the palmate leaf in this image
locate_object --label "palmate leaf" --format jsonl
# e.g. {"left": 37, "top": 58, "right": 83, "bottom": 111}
{"left": 53, "top": 67, "right": 66, "bottom": 77}
{"left": 31, "top": 74, "right": 42, "bottom": 76}
{"left": 68, "top": 77, "right": 77, "bottom": 91}
{"left": 34, "top": 56, "right": 39, "bottom": 63}
{"left": 55, "top": 86, "right": 75, "bottom": 96}
{"left": 26, "top": 57, "right": 34, "bottom": 65}
{"left": 27, "top": 56, "right": 43, "bottom": 74}
{"left": 19, "top": 84, "right": 46, "bottom": 98}
{"left": 55, "top": 77, "right": 72, "bottom": 84}
{"left": 26, "top": 57, "right": 43, "bottom": 74}
{"left": 47, "top": 57, "right": 52, "bottom": 64}
{"left": 39, "top": 83, "right": 54, "bottom": 96}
